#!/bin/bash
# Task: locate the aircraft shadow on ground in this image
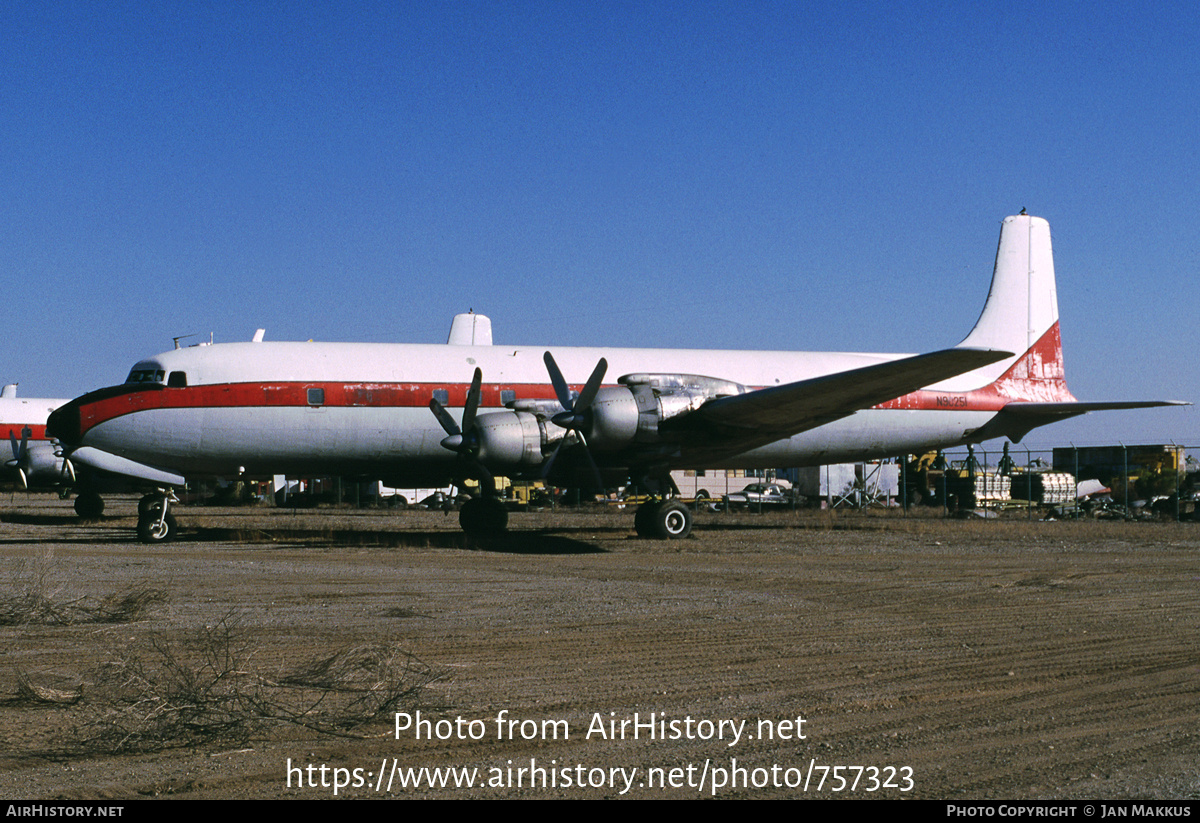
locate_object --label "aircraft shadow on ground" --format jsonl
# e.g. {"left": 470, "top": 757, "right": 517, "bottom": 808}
{"left": 1, "top": 514, "right": 85, "bottom": 527}
{"left": 183, "top": 527, "right": 609, "bottom": 555}
{"left": 0, "top": 515, "right": 608, "bottom": 553}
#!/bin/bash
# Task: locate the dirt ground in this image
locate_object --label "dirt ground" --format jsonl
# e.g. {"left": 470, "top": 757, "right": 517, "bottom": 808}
{"left": 0, "top": 494, "right": 1196, "bottom": 800}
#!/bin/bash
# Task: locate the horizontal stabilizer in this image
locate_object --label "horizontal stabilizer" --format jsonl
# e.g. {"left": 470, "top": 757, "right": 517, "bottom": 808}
{"left": 690, "top": 346, "right": 1013, "bottom": 438}
{"left": 69, "top": 446, "right": 186, "bottom": 486}
{"left": 1003, "top": 400, "right": 1190, "bottom": 415}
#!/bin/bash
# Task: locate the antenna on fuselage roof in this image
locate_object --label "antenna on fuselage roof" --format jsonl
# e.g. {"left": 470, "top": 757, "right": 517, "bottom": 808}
{"left": 172, "top": 332, "right": 214, "bottom": 349}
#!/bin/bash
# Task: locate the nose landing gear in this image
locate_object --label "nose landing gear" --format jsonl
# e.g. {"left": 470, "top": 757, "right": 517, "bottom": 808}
{"left": 137, "top": 490, "right": 179, "bottom": 543}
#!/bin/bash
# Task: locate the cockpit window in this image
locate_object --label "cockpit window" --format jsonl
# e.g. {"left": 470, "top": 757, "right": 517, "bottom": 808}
{"left": 167, "top": 372, "right": 188, "bottom": 388}
{"left": 125, "top": 368, "right": 166, "bottom": 384}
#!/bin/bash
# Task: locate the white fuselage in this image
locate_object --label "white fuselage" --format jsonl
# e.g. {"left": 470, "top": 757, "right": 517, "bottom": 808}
{"left": 63, "top": 340, "right": 998, "bottom": 484}
{"left": 1, "top": 392, "right": 71, "bottom": 487}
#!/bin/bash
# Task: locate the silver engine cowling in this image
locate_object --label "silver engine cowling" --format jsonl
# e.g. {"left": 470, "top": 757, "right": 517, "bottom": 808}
{"left": 473, "top": 410, "right": 554, "bottom": 468}
{"left": 471, "top": 373, "right": 749, "bottom": 470}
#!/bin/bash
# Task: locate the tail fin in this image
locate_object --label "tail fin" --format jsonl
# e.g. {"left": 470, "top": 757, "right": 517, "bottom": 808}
{"left": 958, "top": 214, "right": 1186, "bottom": 442}
{"left": 953, "top": 213, "right": 1075, "bottom": 402}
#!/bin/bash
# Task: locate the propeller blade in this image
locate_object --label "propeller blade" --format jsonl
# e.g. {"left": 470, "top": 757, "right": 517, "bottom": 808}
{"left": 540, "top": 431, "right": 604, "bottom": 490}
{"left": 541, "top": 436, "right": 566, "bottom": 481}
{"left": 544, "top": 351, "right": 573, "bottom": 411}
{"left": 429, "top": 397, "right": 462, "bottom": 439}
{"left": 64, "top": 457, "right": 76, "bottom": 484}
{"left": 461, "top": 368, "right": 482, "bottom": 434}
{"left": 575, "top": 358, "right": 607, "bottom": 412}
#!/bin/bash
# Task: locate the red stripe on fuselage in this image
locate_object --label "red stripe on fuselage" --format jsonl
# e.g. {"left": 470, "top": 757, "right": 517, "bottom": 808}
{"left": 2, "top": 424, "right": 48, "bottom": 441}
{"left": 74, "top": 381, "right": 566, "bottom": 437}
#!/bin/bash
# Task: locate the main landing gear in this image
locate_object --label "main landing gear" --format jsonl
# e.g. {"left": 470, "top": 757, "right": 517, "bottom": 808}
{"left": 459, "top": 495, "right": 508, "bottom": 538}
{"left": 73, "top": 490, "right": 105, "bottom": 519}
{"left": 136, "top": 490, "right": 179, "bottom": 544}
{"left": 633, "top": 499, "right": 693, "bottom": 540}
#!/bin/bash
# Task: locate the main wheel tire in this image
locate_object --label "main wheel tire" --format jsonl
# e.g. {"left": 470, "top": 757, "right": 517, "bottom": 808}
{"left": 652, "top": 501, "right": 693, "bottom": 539}
{"left": 634, "top": 501, "right": 661, "bottom": 538}
{"left": 459, "top": 497, "right": 508, "bottom": 537}
{"left": 137, "top": 510, "right": 178, "bottom": 543}
{"left": 74, "top": 492, "right": 104, "bottom": 519}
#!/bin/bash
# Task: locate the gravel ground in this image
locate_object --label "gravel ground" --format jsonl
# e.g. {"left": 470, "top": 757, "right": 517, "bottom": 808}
{"left": 1, "top": 494, "right": 1197, "bottom": 799}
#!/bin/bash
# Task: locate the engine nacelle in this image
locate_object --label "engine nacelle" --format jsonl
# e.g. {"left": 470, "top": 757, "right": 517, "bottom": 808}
{"left": 586, "top": 387, "right": 640, "bottom": 449}
{"left": 582, "top": 374, "right": 750, "bottom": 452}
{"left": 23, "top": 444, "right": 67, "bottom": 484}
{"left": 6, "top": 442, "right": 68, "bottom": 489}
{"left": 471, "top": 373, "right": 750, "bottom": 470}
{"left": 473, "top": 410, "right": 553, "bottom": 468}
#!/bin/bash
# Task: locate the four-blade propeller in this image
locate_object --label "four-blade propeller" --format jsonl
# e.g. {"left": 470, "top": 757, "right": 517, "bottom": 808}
{"left": 427, "top": 355, "right": 613, "bottom": 493}
{"left": 542, "top": 352, "right": 607, "bottom": 489}
{"left": 428, "top": 367, "right": 494, "bottom": 491}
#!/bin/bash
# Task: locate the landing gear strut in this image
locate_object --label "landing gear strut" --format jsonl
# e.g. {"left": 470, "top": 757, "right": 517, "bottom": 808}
{"left": 634, "top": 499, "right": 693, "bottom": 539}
{"left": 136, "top": 490, "right": 179, "bottom": 544}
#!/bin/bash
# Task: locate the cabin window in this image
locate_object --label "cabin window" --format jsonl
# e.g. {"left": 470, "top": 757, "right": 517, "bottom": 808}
{"left": 307, "top": 387, "right": 325, "bottom": 406}
{"left": 432, "top": 389, "right": 449, "bottom": 405}
{"left": 500, "top": 389, "right": 516, "bottom": 405}
{"left": 167, "top": 372, "right": 187, "bottom": 388}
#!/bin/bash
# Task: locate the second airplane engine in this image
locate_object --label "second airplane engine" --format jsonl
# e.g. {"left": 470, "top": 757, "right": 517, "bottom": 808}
{"left": 473, "top": 411, "right": 550, "bottom": 467}
{"left": 585, "top": 387, "right": 640, "bottom": 447}
{"left": 468, "top": 373, "right": 750, "bottom": 468}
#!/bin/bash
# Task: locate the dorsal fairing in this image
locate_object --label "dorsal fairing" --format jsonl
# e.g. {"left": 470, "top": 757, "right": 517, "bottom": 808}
{"left": 447, "top": 313, "right": 493, "bottom": 346}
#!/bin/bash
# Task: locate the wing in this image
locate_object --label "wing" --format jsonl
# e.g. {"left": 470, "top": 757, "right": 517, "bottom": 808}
{"left": 661, "top": 346, "right": 1012, "bottom": 458}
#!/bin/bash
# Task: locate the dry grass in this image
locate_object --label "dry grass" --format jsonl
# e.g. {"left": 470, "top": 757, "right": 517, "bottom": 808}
{"left": 0, "top": 549, "right": 166, "bottom": 626}
{"left": 15, "top": 671, "right": 83, "bottom": 705}
{"left": 76, "top": 617, "right": 442, "bottom": 753}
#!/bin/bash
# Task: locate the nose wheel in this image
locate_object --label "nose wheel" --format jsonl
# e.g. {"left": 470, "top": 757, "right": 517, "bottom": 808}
{"left": 137, "top": 491, "right": 179, "bottom": 543}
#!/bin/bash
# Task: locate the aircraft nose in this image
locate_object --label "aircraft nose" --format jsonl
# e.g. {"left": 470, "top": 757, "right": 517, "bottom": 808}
{"left": 45, "top": 402, "right": 81, "bottom": 447}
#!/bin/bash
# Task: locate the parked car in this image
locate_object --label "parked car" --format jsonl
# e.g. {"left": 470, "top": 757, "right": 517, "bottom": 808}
{"left": 417, "top": 491, "right": 465, "bottom": 510}
{"left": 723, "top": 482, "right": 795, "bottom": 510}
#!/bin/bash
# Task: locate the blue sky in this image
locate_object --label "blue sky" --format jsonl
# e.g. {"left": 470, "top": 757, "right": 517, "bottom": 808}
{"left": 3, "top": 1, "right": 1195, "bottom": 449}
